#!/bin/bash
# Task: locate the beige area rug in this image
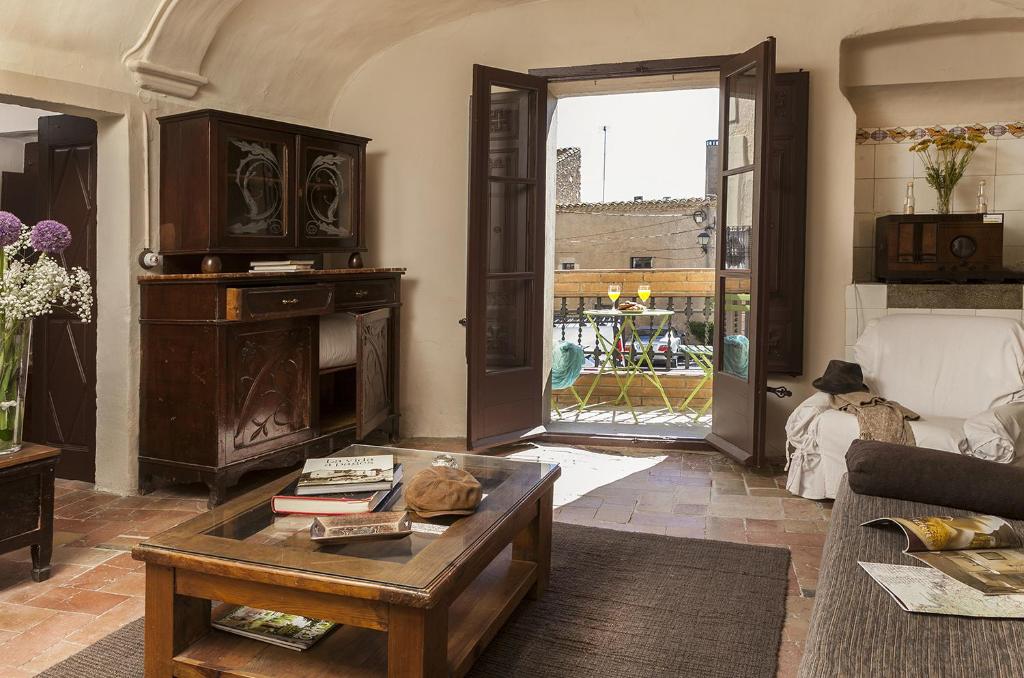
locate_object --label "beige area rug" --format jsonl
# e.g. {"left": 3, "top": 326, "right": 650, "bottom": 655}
{"left": 41, "top": 524, "right": 790, "bottom": 678}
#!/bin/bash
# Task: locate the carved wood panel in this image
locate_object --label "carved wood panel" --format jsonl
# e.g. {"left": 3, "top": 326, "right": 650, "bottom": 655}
{"left": 227, "top": 321, "right": 313, "bottom": 461}
{"left": 355, "top": 308, "right": 391, "bottom": 440}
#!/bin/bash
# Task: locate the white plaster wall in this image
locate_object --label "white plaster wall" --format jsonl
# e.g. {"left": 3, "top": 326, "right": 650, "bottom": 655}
{"left": 328, "top": 0, "right": 1020, "bottom": 455}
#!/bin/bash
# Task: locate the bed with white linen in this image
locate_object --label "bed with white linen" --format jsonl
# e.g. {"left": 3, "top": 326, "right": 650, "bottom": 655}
{"left": 319, "top": 313, "right": 357, "bottom": 370}
{"left": 786, "top": 314, "right": 1024, "bottom": 500}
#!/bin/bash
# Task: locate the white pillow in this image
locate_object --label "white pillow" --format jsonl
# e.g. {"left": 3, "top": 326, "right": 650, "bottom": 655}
{"left": 963, "top": 402, "right": 1024, "bottom": 464}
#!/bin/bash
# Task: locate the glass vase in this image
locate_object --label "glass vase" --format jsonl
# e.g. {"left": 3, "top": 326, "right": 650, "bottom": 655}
{"left": 935, "top": 185, "right": 953, "bottom": 215}
{"left": 0, "top": 320, "right": 32, "bottom": 454}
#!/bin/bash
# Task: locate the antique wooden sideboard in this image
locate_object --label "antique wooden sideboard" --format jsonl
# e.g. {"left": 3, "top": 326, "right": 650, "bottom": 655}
{"left": 139, "top": 269, "right": 404, "bottom": 506}
{"left": 141, "top": 109, "right": 403, "bottom": 506}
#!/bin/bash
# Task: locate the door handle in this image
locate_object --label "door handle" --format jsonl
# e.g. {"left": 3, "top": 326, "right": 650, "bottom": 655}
{"left": 458, "top": 318, "right": 467, "bottom": 327}
{"left": 280, "top": 298, "right": 299, "bottom": 305}
{"left": 353, "top": 289, "right": 369, "bottom": 298}
{"left": 766, "top": 385, "right": 793, "bottom": 398}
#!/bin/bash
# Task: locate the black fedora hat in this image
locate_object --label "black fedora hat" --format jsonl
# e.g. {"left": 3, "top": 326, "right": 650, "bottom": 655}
{"left": 812, "top": 360, "right": 868, "bottom": 395}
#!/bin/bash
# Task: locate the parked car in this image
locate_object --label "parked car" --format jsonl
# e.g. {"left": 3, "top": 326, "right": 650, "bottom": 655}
{"left": 625, "top": 327, "right": 682, "bottom": 369}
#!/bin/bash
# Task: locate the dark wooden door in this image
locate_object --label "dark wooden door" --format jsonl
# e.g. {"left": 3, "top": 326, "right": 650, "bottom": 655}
{"left": 466, "top": 65, "right": 548, "bottom": 449}
{"left": 30, "top": 115, "right": 98, "bottom": 481}
{"left": 765, "top": 71, "right": 809, "bottom": 376}
{"left": 707, "top": 39, "right": 776, "bottom": 466}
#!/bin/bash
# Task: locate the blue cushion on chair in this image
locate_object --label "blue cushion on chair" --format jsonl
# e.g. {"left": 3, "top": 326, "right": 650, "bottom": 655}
{"left": 723, "top": 334, "right": 749, "bottom": 378}
{"left": 551, "top": 341, "right": 585, "bottom": 390}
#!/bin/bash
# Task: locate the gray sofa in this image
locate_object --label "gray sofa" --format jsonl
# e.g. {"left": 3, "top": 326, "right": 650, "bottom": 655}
{"left": 799, "top": 477, "right": 1024, "bottom": 678}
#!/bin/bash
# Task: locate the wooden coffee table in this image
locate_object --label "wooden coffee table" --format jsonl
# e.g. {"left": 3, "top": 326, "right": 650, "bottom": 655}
{"left": 132, "top": 445, "right": 560, "bottom": 677}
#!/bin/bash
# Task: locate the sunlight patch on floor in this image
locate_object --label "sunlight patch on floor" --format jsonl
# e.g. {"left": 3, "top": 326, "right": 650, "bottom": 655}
{"left": 506, "top": 445, "right": 666, "bottom": 508}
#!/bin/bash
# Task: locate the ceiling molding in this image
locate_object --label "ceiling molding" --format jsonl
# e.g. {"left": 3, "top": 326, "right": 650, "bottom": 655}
{"left": 122, "top": 0, "right": 243, "bottom": 99}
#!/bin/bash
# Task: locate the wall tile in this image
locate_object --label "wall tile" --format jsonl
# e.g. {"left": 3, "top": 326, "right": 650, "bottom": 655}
{"left": 912, "top": 178, "right": 938, "bottom": 213}
{"left": 852, "top": 247, "right": 874, "bottom": 282}
{"left": 1003, "top": 212, "right": 1024, "bottom": 246}
{"left": 953, "top": 176, "right": 991, "bottom": 213}
{"left": 997, "top": 138, "right": 1024, "bottom": 175}
{"left": 874, "top": 178, "right": 912, "bottom": 214}
{"left": 853, "top": 213, "right": 875, "bottom": 248}
{"left": 977, "top": 309, "right": 1024, "bottom": 320}
{"left": 995, "top": 175, "right": 1024, "bottom": 211}
{"left": 854, "top": 179, "right": 874, "bottom": 213}
{"left": 874, "top": 144, "right": 914, "bottom": 179}
{"left": 1005, "top": 245, "right": 1024, "bottom": 271}
{"left": 855, "top": 145, "right": 874, "bottom": 179}
{"left": 886, "top": 308, "right": 933, "bottom": 315}
{"left": 847, "top": 284, "right": 887, "bottom": 309}
{"left": 962, "top": 141, "right": 997, "bottom": 177}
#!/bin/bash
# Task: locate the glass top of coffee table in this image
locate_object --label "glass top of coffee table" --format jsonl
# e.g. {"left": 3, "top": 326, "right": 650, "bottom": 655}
{"left": 136, "top": 445, "right": 560, "bottom": 592}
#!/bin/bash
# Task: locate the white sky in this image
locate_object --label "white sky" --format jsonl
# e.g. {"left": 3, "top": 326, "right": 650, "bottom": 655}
{"left": 555, "top": 88, "right": 719, "bottom": 203}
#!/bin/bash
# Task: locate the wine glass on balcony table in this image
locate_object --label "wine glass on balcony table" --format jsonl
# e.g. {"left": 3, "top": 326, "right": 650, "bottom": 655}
{"left": 638, "top": 284, "right": 651, "bottom": 303}
{"left": 607, "top": 283, "right": 621, "bottom": 308}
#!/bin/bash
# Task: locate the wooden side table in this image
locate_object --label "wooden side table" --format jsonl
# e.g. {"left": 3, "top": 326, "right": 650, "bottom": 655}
{"left": 0, "top": 444, "right": 60, "bottom": 581}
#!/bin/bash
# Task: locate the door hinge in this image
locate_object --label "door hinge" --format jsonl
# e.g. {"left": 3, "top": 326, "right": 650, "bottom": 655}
{"left": 767, "top": 385, "right": 793, "bottom": 398}
{"left": 458, "top": 318, "right": 467, "bottom": 327}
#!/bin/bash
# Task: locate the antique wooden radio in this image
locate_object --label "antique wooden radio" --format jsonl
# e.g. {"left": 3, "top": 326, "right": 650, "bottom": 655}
{"left": 874, "top": 213, "right": 1009, "bottom": 282}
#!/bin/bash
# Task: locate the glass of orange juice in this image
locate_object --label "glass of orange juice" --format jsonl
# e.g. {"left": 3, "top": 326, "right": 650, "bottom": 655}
{"left": 607, "top": 283, "right": 621, "bottom": 305}
{"left": 638, "top": 284, "right": 651, "bottom": 303}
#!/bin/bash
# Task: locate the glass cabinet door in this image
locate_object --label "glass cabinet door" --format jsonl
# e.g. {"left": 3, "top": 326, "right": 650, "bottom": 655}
{"left": 217, "top": 122, "right": 294, "bottom": 249}
{"left": 296, "top": 136, "right": 361, "bottom": 250}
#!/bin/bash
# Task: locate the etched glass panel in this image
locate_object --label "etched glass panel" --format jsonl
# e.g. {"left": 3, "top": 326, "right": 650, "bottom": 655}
{"left": 303, "top": 145, "right": 354, "bottom": 239}
{"left": 719, "top": 276, "right": 751, "bottom": 381}
{"left": 725, "top": 65, "right": 757, "bottom": 170}
{"left": 724, "top": 171, "right": 754, "bottom": 270}
{"left": 226, "top": 136, "right": 286, "bottom": 237}
{"left": 485, "top": 278, "right": 530, "bottom": 372}
{"left": 489, "top": 86, "right": 535, "bottom": 179}
{"left": 487, "top": 181, "right": 531, "bottom": 273}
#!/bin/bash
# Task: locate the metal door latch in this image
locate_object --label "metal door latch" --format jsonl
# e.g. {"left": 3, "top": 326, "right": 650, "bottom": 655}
{"left": 766, "top": 385, "right": 793, "bottom": 398}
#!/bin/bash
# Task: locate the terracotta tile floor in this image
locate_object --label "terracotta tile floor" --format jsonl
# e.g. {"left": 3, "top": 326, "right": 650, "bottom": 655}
{"left": 0, "top": 440, "right": 825, "bottom": 676}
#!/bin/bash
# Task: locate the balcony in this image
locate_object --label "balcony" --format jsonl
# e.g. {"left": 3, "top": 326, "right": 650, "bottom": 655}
{"left": 551, "top": 268, "right": 730, "bottom": 437}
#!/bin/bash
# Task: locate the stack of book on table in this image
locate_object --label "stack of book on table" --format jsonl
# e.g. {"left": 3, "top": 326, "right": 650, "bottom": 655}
{"left": 250, "top": 259, "right": 315, "bottom": 273}
{"left": 212, "top": 605, "right": 336, "bottom": 651}
{"left": 272, "top": 453, "right": 403, "bottom": 515}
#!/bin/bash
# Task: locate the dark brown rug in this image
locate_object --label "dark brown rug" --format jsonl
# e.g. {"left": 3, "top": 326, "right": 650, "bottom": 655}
{"left": 41, "top": 523, "right": 790, "bottom": 678}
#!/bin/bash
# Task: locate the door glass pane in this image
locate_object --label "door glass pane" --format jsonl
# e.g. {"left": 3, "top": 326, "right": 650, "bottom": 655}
{"left": 725, "top": 64, "right": 757, "bottom": 170}
{"left": 485, "top": 278, "right": 530, "bottom": 372}
{"left": 719, "top": 277, "right": 750, "bottom": 381}
{"left": 302, "top": 143, "right": 354, "bottom": 239}
{"left": 226, "top": 135, "right": 287, "bottom": 237}
{"left": 488, "top": 181, "right": 532, "bottom": 273}
{"left": 489, "top": 86, "right": 535, "bottom": 179}
{"left": 724, "top": 171, "right": 754, "bottom": 270}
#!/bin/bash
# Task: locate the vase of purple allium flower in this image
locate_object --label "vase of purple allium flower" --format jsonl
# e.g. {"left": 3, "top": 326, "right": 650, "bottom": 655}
{"left": 0, "top": 213, "right": 92, "bottom": 452}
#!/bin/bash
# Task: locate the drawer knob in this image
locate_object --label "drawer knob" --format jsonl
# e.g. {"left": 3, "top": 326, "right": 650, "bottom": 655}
{"left": 280, "top": 298, "right": 299, "bottom": 305}
{"left": 354, "top": 289, "right": 369, "bottom": 298}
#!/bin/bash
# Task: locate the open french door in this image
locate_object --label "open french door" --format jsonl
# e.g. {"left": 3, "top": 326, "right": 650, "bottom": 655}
{"left": 707, "top": 38, "right": 776, "bottom": 466}
{"left": 465, "top": 65, "right": 548, "bottom": 449}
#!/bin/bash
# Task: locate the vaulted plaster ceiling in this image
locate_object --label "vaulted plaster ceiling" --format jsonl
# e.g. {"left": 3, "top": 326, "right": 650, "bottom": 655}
{"left": 129, "top": 0, "right": 542, "bottom": 122}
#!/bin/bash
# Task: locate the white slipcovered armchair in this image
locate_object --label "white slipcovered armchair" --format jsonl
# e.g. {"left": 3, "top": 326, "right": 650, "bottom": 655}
{"left": 786, "top": 314, "right": 1024, "bottom": 500}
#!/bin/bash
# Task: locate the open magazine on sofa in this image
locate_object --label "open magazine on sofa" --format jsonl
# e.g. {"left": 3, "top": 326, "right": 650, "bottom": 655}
{"left": 866, "top": 514, "right": 1024, "bottom": 594}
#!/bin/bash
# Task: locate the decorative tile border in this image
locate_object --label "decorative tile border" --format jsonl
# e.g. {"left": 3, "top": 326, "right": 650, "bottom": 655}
{"left": 855, "top": 122, "right": 1024, "bottom": 144}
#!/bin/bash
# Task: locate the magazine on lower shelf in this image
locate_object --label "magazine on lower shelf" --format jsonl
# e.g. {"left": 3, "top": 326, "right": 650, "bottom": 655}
{"left": 212, "top": 605, "right": 337, "bottom": 651}
{"left": 859, "top": 562, "right": 1024, "bottom": 618}
{"left": 864, "top": 514, "right": 1024, "bottom": 595}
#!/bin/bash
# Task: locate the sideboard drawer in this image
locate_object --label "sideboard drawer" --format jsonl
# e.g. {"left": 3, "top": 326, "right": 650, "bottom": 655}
{"left": 334, "top": 278, "right": 396, "bottom": 308}
{"left": 226, "top": 284, "right": 334, "bottom": 321}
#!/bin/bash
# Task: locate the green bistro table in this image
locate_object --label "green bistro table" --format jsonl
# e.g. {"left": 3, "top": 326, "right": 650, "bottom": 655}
{"left": 678, "top": 344, "right": 713, "bottom": 421}
{"left": 578, "top": 308, "right": 675, "bottom": 423}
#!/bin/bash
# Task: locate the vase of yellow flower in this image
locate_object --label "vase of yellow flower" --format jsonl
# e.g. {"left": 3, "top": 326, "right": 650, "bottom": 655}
{"left": 908, "top": 129, "right": 986, "bottom": 214}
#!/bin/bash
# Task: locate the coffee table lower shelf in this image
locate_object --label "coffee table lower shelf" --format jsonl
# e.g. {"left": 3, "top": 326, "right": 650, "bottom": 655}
{"left": 173, "top": 551, "right": 537, "bottom": 678}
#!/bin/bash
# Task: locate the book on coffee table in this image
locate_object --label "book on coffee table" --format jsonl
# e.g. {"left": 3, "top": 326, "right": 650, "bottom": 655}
{"left": 211, "top": 605, "right": 337, "bottom": 651}
{"left": 271, "top": 482, "right": 403, "bottom": 515}
{"left": 296, "top": 455, "right": 401, "bottom": 495}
